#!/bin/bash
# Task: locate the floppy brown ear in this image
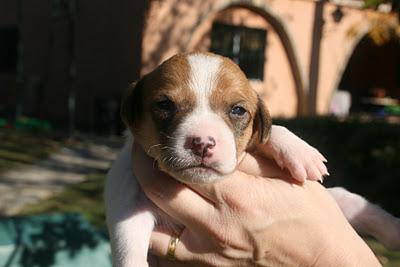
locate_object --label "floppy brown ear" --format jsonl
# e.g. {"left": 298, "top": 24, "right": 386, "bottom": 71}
{"left": 120, "top": 79, "right": 144, "bottom": 131}
{"left": 253, "top": 96, "right": 272, "bottom": 144}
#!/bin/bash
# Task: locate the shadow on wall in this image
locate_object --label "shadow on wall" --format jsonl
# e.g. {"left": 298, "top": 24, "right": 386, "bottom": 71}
{"left": 0, "top": 214, "right": 111, "bottom": 267}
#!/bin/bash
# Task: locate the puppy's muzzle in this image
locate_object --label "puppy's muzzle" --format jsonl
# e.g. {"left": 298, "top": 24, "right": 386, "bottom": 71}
{"left": 185, "top": 135, "right": 216, "bottom": 159}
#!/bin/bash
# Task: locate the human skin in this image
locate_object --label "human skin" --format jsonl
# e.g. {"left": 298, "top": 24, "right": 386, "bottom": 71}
{"left": 132, "top": 144, "right": 381, "bottom": 267}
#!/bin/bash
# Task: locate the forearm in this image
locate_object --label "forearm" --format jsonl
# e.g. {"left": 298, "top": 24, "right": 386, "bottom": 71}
{"left": 260, "top": 223, "right": 381, "bottom": 267}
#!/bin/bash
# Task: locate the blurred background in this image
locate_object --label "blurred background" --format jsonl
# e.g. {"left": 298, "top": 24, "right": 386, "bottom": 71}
{"left": 0, "top": 0, "right": 400, "bottom": 266}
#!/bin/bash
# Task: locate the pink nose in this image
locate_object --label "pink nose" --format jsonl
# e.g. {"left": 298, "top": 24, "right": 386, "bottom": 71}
{"left": 186, "top": 135, "right": 216, "bottom": 158}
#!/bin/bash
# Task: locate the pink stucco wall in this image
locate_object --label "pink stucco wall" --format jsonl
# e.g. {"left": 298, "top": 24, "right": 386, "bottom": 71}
{"left": 190, "top": 6, "right": 299, "bottom": 117}
{"left": 318, "top": 5, "right": 372, "bottom": 114}
{"left": 141, "top": 0, "right": 389, "bottom": 117}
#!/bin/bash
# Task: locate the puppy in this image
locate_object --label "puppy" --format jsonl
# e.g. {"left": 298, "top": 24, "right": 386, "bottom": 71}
{"left": 105, "top": 52, "right": 400, "bottom": 266}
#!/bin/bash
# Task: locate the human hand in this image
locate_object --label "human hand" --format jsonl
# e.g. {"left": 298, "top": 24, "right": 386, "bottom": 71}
{"left": 132, "top": 146, "right": 380, "bottom": 267}
{"left": 259, "top": 125, "right": 329, "bottom": 182}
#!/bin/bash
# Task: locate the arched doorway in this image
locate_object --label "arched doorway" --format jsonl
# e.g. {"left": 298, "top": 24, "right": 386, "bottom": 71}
{"left": 338, "top": 35, "right": 400, "bottom": 115}
{"left": 187, "top": 4, "right": 306, "bottom": 117}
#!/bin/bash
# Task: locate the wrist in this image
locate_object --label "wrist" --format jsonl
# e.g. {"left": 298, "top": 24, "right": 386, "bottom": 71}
{"left": 262, "top": 222, "right": 380, "bottom": 267}
{"left": 314, "top": 228, "right": 381, "bottom": 267}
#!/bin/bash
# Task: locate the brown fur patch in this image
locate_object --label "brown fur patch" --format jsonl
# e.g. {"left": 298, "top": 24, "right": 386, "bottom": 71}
{"left": 123, "top": 54, "right": 197, "bottom": 158}
{"left": 210, "top": 56, "right": 262, "bottom": 155}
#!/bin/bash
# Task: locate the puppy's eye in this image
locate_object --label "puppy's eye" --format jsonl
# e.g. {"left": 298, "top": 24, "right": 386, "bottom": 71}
{"left": 230, "top": 105, "right": 247, "bottom": 117}
{"left": 155, "top": 97, "right": 175, "bottom": 112}
{"left": 152, "top": 96, "right": 177, "bottom": 123}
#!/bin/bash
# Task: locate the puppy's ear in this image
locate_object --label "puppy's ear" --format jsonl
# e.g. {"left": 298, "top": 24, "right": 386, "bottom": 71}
{"left": 253, "top": 96, "right": 272, "bottom": 144}
{"left": 120, "top": 79, "right": 144, "bottom": 131}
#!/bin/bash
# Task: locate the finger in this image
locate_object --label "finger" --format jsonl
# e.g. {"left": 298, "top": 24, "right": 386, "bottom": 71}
{"left": 132, "top": 144, "right": 215, "bottom": 227}
{"left": 151, "top": 229, "right": 226, "bottom": 267}
{"left": 150, "top": 228, "right": 192, "bottom": 262}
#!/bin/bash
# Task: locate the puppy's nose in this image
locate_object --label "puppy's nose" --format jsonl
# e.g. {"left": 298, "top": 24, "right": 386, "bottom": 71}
{"left": 187, "top": 136, "right": 216, "bottom": 157}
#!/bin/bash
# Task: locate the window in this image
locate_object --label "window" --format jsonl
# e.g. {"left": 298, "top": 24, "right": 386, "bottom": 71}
{"left": 210, "top": 22, "right": 267, "bottom": 80}
{"left": 0, "top": 28, "right": 18, "bottom": 73}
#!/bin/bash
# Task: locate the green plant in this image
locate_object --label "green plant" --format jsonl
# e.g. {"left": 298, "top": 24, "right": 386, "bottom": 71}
{"left": 364, "top": 0, "right": 400, "bottom": 9}
{"left": 0, "top": 118, "right": 7, "bottom": 128}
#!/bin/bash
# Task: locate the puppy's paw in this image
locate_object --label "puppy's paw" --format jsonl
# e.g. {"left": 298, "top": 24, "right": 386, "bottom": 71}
{"left": 260, "top": 126, "right": 329, "bottom": 182}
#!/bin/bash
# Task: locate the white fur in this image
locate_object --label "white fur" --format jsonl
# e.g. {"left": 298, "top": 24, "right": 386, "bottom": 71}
{"left": 187, "top": 54, "right": 222, "bottom": 108}
{"left": 105, "top": 138, "right": 156, "bottom": 267}
{"left": 174, "top": 111, "right": 237, "bottom": 183}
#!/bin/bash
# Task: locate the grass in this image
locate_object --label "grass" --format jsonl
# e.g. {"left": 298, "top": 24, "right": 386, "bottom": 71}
{"left": 0, "top": 129, "right": 62, "bottom": 173}
{"left": 365, "top": 238, "right": 400, "bottom": 266}
{"left": 19, "top": 173, "right": 106, "bottom": 229}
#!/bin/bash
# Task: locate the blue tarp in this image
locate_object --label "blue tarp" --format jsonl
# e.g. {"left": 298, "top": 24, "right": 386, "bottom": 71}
{"left": 0, "top": 214, "right": 111, "bottom": 267}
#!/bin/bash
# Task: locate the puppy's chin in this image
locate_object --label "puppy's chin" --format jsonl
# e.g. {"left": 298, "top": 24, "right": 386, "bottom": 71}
{"left": 177, "top": 168, "right": 226, "bottom": 184}
{"left": 159, "top": 164, "right": 233, "bottom": 184}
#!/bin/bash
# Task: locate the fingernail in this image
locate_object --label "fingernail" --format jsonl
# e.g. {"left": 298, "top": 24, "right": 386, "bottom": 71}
{"left": 318, "top": 177, "right": 324, "bottom": 183}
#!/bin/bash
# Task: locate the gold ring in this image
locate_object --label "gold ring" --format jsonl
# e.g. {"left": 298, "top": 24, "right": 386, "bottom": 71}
{"left": 166, "top": 235, "right": 180, "bottom": 261}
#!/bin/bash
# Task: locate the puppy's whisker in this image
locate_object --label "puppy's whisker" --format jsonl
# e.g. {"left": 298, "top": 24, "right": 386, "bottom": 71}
{"left": 161, "top": 133, "right": 179, "bottom": 141}
{"left": 160, "top": 146, "right": 174, "bottom": 151}
{"left": 147, "top": 143, "right": 163, "bottom": 154}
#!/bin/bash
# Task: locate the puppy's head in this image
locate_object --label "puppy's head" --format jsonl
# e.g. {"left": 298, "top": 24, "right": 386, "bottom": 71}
{"left": 122, "top": 52, "right": 271, "bottom": 184}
